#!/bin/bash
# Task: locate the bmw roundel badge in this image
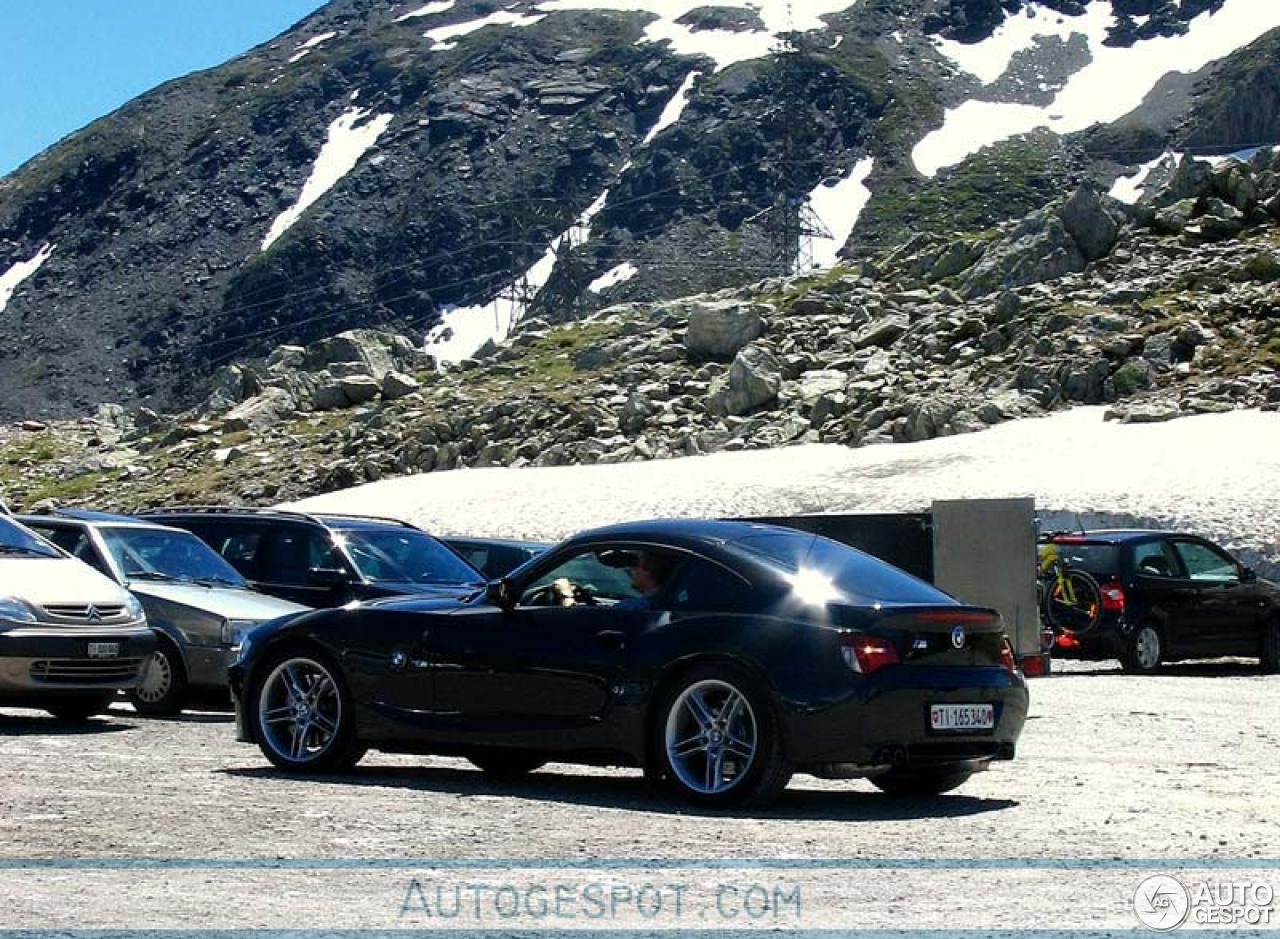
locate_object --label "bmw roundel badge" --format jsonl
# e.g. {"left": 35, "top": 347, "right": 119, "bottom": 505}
{"left": 950, "top": 625, "right": 967, "bottom": 649}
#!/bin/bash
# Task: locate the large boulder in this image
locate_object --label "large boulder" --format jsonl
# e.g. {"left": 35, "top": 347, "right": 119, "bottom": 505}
{"left": 707, "top": 344, "right": 781, "bottom": 416}
{"left": 684, "top": 300, "right": 766, "bottom": 360}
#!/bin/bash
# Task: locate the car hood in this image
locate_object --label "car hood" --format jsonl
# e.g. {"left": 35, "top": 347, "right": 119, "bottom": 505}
{"left": 2, "top": 556, "right": 132, "bottom": 606}
{"left": 130, "top": 582, "right": 309, "bottom": 620}
{"left": 363, "top": 582, "right": 483, "bottom": 601}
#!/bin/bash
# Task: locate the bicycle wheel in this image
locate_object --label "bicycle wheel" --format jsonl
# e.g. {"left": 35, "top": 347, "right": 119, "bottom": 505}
{"left": 1043, "top": 570, "right": 1103, "bottom": 634}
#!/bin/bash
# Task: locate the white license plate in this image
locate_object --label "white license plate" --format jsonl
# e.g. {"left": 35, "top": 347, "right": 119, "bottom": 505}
{"left": 87, "top": 642, "right": 120, "bottom": 659}
{"left": 930, "top": 703, "right": 994, "bottom": 731}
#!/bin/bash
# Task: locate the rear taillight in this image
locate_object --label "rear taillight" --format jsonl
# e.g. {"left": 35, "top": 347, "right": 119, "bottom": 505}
{"left": 1056, "top": 633, "right": 1080, "bottom": 650}
{"left": 1100, "top": 580, "right": 1126, "bottom": 613}
{"left": 999, "top": 637, "right": 1017, "bottom": 674}
{"left": 840, "top": 633, "right": 900, "bottom": 674}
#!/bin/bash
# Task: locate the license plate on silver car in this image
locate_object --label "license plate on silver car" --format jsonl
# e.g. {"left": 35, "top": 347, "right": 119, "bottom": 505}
{"left": 930, "top": 703, "right": 994, "bottom": 731}
{"left": 87, "top": 642, "right": 120, "bottom": 659}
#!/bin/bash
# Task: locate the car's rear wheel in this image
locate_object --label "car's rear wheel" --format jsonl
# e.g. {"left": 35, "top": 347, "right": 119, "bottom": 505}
{"left": 870, "top": 767, "right": 974, "bottom": 796}
{"left": 127, "top": 642, "right": 188, "bottom": 716}
{"left": 1122, "top": 622, "right": 1163, "bottom": 674}
{"left": 251, "top": 648, "right": 364, "bottom": 772}
{"left": 655, "top": 666, "right": 791, "bottom": 808}
{"left": 467, "top": 749, "right": 547, "bottom": 778}
{"left": 1261, "top": 617, "right": 1280, "bottom": 674}
{"left": 44, "top": 693, "right": 115, "bottom": 722}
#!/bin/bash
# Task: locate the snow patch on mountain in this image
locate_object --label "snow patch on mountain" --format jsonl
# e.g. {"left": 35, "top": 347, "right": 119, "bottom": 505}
{"left": 261, "top": 106, "right": 394, "bottom": 251}
{"left": 0, "top": 243, "right": 54, "bottom": 314}
{"left": 916, "top": 0, "right": 1280, "bottom": 177}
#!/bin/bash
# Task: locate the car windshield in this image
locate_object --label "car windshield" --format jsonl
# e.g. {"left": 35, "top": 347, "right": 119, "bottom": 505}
{"left": 338, "top": 529, "right": 484, "bottom": 585}
{"left": 732, "top": 530, "right": 954, "bottom": 605}
{"left": 0, "top": 516, "right": 62, "bottom": 558}
{"left": 101, "top": 527, "right": 247, "bottom": 586}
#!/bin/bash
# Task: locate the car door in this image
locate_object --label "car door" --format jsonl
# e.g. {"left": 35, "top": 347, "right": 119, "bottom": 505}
{"left": 1127, "top": 538, "right": 1201, "bottom": 653}
{"left": 423, "top": 545, "right": 658, "bottom": 744}
{"left": 1168, "top": 538, "right": 1259, "bottom": 655}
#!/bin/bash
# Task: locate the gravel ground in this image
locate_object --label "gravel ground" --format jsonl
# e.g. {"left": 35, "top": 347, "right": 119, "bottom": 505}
{"left": 2, "top": 661, "right": 1278, "bottom": 932}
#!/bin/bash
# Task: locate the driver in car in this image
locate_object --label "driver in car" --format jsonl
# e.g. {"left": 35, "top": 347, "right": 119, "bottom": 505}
{"left": 614, "top": 550, "right": 677, "bottom": 610}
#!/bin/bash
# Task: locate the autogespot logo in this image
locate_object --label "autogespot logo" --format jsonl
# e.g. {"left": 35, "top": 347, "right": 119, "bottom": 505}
{"left": 1134, "top": 875, "right": 1191, "bottom": 930}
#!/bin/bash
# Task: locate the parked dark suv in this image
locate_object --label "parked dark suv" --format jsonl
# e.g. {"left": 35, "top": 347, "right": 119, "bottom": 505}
{"left": 442, "top": 536, "right": 550, "bottom": 580}
{"left": 138, "top": 508, "right": 485, "bottom": 607}
{"left": 1043, "top": 530, "right": 1280, "bottom": 674}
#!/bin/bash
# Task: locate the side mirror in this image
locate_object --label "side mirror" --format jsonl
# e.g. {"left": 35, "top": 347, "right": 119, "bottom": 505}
{"left": 1242, "top": 566, "right": 1257, "bottom": 583}
{"left": 486, "top": 578, "right": 516, "bottom": 610}
{"left": 308, "top": 566, "right": 351, "bottom": 587}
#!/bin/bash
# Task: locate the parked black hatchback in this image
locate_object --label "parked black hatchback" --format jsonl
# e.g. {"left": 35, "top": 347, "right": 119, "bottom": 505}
{"left": 1044, "top": 530, "right": 1280, "bottom": 674}
{"left": 138, "top": 508, "right": 485, "bottom": 607}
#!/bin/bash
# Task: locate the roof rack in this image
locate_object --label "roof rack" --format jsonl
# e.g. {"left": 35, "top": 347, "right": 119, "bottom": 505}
{"left": 138, "top": 504, "right": 419, "bottom": 530}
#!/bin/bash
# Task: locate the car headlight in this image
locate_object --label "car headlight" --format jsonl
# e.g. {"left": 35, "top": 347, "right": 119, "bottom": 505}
{"left": 124, "top": 593, "right": 146, "bottom": 621}
{"left": 0, "top": 596, "right": 38, "bottom": 625}
{"left": 221, "top": 618, "right": 257, "bottom": 649}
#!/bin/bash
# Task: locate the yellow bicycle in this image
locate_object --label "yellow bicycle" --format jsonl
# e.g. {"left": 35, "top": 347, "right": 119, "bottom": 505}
{"left": 1038, "top": 540, "right": 1104, "bottom": 634}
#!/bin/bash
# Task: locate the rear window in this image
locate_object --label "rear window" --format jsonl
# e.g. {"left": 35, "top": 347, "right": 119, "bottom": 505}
{"left": 1041, "top": 541, "right": 1118, "bottom": 574}
{"left": 732, "top": 531, "right": 952, "bottom": 605}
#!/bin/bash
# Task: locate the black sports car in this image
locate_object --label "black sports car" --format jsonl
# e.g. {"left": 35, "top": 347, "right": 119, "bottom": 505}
{"left": 229, "top": 519, "right": 1028, "bottom": 807}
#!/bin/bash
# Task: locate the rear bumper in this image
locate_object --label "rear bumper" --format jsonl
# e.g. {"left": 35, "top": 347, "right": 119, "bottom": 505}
{"left": 0, "top": 624, "right": 156, "bottom": 694}
{"left": 785, "top": 668, "right": 1029, "bottom": 771}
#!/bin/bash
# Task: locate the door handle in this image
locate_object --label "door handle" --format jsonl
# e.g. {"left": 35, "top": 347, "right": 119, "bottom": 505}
{"left": 595, "top": 630, "right": 626, "bottom": 648}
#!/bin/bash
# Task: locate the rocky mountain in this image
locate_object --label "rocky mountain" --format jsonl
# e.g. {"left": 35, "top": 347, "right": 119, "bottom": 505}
{"left": 2, "top": 146, "right": 1277, "bottom": 514}
{"left": 1, "top": 0, "right": 1277, "bottom": 422}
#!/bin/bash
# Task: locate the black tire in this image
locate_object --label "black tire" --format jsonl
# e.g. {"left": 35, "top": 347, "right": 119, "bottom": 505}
{"left": 1043, "top": 570, "right": 1103, "bottom": 634}
{"left": 1260, "top": 618, "right": 1280, "bottom": 674}
{"left": 653, "top": 664, "right": 792, "bottom": 809}
{"left": 45, "top": 693, "right": 115, "bottom": 722}
{"left": 1122, "top": 622, "right": 1164, "bottom": 674}
{"left": 249, "top": 647, "right": 365, "bottom": 773}
{"left": 870, "top": 767, "right": 974, "bottom": 796}
{"left": 126, "top": 642, "right": 189, "bottom": 716}
{"left": 467, "top": 749, "right": 547, "bottom": 778}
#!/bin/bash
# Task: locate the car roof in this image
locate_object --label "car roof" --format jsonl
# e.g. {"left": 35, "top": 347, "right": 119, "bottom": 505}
{"left": 140, "top": 505, "right": 420, "bottom": 532}
{"left": 1045, "top": 529, "right": 1178, "bottom": 543}
{"left": 562, "top": 517, "right": 817, "bottom": 550}
{"left": 18, "top": 510, "right": 185, "bottom": 533}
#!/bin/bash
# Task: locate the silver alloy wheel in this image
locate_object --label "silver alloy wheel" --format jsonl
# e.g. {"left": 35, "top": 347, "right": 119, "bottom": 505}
{"left": 257, "top": 657, "right": 343, "bottom": 764}
{"left": 664, "top": 678, "right": 758, "bottom": 795}
{"left": 134, "top": 649, "right": 173, "bottom": 704}
{"left": 1134, "top": 626, "right": 1161, "bottom": 671}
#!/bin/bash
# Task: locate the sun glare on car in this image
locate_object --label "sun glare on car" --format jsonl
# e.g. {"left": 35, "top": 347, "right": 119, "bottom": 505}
{"left": 786, "top": 567, "right": 843, "bottom": 607}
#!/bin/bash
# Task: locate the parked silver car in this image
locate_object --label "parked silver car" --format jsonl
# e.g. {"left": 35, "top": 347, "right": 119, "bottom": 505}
{"left": 19, "top": 511, "right": 306, "bottom": 715}
{"left": 0, "top": 514, "right": 154, "bottom": 721}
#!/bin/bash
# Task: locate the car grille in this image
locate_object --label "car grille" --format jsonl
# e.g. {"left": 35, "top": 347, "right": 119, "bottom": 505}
{"left": 29, "top": 658, "right": 145, "bottom": 684}
{"left": 40, "top": 604, "right": 129, "bottom": 623}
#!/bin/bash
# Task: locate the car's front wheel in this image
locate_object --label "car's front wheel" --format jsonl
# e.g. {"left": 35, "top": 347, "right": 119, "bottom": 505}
{"left": 655, "top": 666, "right": 791, "bottom": 808}
{"left": 251, "top": 648, "right": 364, "bottom": 772}
{"left": 1122, "top": 622, "right": 1163, "bottom": 674}
{"left": 44, "top": 693, "right": 115, "bottom": 722}
{"left": 127, "top": 642, "right": 188, "bottom": 716}
{"left": 870, "top": 767, "right": 974, "bottom": 796}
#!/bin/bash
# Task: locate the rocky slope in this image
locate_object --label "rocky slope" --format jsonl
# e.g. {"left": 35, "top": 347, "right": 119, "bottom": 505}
{"left": 0, "top": 0, "right": 1273, "bottom": 419}
{"left": 1, "top": 150, "right": 1276, "bottom": 514}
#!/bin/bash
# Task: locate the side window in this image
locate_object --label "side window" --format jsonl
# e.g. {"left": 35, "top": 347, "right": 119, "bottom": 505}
{"left": 520, "top": 549, "right": 636, "bottom": 606}
{"left": 667, "top": 558, "right": 754, "bottom": 613}
{"left": 218, "top": 531, "right": 261, "bottom": 575}
{"left": 254, "top": 528, "right": 325, "bottom": 585}
{"left": 1172, "top": 541, "right": 1239, "bottom": 582}
{"left": 1132, "top": 542, "right": 1177, "bottom": 578}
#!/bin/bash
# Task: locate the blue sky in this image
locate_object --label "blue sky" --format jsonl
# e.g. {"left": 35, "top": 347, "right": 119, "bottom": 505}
{"left": 0, "top": 0, "right": 327, "bottom": 177}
